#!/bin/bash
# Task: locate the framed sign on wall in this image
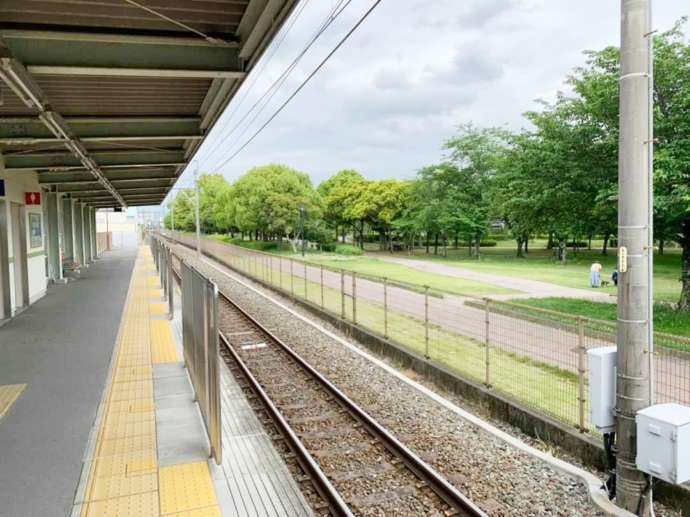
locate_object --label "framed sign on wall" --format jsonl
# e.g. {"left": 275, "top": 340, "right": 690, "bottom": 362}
{"left": 29, "top": 213, "right": 43, "bottom": 249}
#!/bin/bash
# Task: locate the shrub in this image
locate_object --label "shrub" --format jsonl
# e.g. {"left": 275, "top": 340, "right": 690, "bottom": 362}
{"left": 335, "top": 244, "right": 363, "bottom": 256}
{"left": 321, "top": 242, "right": 337, "bottom": 252}
{"left": 566, "top": 241, "right": 588, "bottom": 248}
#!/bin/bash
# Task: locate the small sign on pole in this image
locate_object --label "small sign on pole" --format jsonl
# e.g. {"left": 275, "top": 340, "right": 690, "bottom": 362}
{"left": 619, "top": 246, "right": 628, "bottom": 273}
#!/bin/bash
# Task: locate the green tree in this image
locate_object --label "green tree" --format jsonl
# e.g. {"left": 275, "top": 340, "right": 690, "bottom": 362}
{"left": 317, "top": 170, "right": 366, "bottom": 243}
{"left": 198, "top": 173, "right": 230, "bottom": 234}
{"left": 231, "top": 164, "right": 318, "bottom": 242}
{"left": 347, "top": 180, "right": 410, "bottom": 250}
{"left": 166, "top": 188, "right": 196, "bottom": 231}
{"left": 444, "top": 124, "right": 509, "bottom": 257}
{"left": 564, "top": 21, "right": 690, "bottom": 307}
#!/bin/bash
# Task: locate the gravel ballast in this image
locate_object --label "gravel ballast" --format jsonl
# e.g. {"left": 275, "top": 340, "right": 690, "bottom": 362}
{"left": 167, "top": 241, "right": 681, "bottom": 517}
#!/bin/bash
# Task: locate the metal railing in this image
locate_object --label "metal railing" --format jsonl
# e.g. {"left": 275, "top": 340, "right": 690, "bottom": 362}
{"left": 151, "top": 235, "right": 221, "bottom": 464}
{"left": 163, "top": 232, "right": 690, "bottom": 436}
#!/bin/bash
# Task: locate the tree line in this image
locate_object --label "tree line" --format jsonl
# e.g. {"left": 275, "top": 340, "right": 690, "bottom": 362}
{"left": 165, "top": 23, "right": 690, "bottom": 310}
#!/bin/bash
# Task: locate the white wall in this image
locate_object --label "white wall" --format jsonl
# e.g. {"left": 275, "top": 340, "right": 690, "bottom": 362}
{"left": 0, "top": 158, "right": 47, "bottom": 312}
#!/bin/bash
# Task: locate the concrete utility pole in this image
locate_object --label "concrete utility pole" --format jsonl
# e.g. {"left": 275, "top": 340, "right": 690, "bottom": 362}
{"left": 300, "top": 206, "right": 306, "bottom": 257}
{"left": 193, "top": 161, "right": 201, "bottom": 256}
{"left": 616, "top": 0, "right": 653, "bottom": 513}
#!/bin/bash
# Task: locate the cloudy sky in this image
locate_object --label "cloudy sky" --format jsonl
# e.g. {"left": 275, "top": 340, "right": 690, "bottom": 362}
{"left": 175, "top": 0, "right": 689, "bottom": 194}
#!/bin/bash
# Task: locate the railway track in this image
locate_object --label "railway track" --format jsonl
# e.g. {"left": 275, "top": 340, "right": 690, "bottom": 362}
{"left": 217, "top": 291, "right": 485, "bottom": 517}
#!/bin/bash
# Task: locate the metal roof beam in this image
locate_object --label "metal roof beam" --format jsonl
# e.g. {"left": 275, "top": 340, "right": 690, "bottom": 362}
{"left": 1, "top": 29, "right": 243, "bottom": 79}
{"left": 0, "top": 135, "right": 202, "bottom": 145}
{"left": 28, "top": 66, "right": 245, "bottom": 79}
{"left": 79, "top": 192, "right": 164, "bottom": 200}
{"left": 0, "top": 117, "right": 202, "bottom": 140}
{"left": 6, "top": 149, "right": 185, "bottom": 170}
{"left": 39, "top": 168, "right": 178, "bottom": 183}
{"left": 66, "top": 187, "right": 169, "bottom": 196}
{"left": 0, "top": 48, "right": 125, "bottom": 206}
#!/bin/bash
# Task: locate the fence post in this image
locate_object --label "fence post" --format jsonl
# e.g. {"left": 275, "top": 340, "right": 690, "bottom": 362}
{"left": 279, "top": 256, "right": 283, "bottom": 290}
{"left": 290, "top": 259, "right": 294, "bottom": 297}
{"left": 577, "top": 316, "right": 586, "bottom": 432}
{"left": 167, "top": 247, "right": 173, "bottom": 319}
{"left": 304, "top": 262, "right": 308, "bottom": 300}
{"left": 270, "top": 255, "right": 274, "bottom": 285}
{"left": 340, "top": 269, "right": 345, "bottom": 319}
{"left": 424, "top": 286, "right": 429, "bottom": 359}
{"left": 484, "top": 298, "right": 491, "bottom": 387}
{"left": 352, "top": 272, "right": 357, "bottom": 325}
{"left": 383, "top": 277, "right": 388, "bottom": 339}
{"left": 320, "top": 265, "right": 324, "bottom": 308}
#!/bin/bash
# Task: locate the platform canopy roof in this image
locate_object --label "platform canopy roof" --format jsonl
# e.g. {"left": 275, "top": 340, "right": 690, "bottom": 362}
{"left": 0, "top": 0, "right": 298, "bottom": 208}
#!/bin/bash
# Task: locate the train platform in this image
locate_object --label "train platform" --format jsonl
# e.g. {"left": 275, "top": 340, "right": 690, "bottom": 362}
{"left": 0, "top": 246, "right": 136, "bottom": 517}
{"left": 0, "top": 244, "right": 311, "bottom": 517}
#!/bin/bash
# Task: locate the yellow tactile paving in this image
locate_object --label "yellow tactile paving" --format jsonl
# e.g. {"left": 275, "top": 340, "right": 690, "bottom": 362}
{"left": 0, "top": 383, "right": 26, "bottom": 419}
{"left": 159, "top": 462, "right": 219, "bottom": 515}
{"left": 98, "top": 434, "right": 157, "bottom": 458}
{"left": 92, "top": 452, "right": 158, "bottom": 479}
{"left": 163, "top": 507, "right": 221, "bottom": 517}
{"left": 150, "top": 320, "right": 179, "bottom": 364}
{"left": 149, "top": 289, "right": 164, "bottom": 298}
{"left": 149, "top": 303, "right": 168, "bottom": 316}
{"left": 81, "top": 491, "right": 159, "bottom": 517}
{"left": 76, "top": 248, "right": 220, "bottom": 517}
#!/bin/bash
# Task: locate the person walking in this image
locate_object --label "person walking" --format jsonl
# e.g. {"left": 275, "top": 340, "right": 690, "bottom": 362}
{"left": 612, "top": 268, "right": 619, "bottom": 287}
{"left": 590, "top": 261, "right": 602, "bottom": 287}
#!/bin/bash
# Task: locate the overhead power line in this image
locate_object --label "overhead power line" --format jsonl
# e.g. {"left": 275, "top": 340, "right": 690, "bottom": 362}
{"left": 199, "top": 0, "right": 313, "bottom": 163}
{"left": 200, "top": 0, "right": 351, "bottom": 168}
{"left": 214, "top": 0, "right": 384, "bottom": 170}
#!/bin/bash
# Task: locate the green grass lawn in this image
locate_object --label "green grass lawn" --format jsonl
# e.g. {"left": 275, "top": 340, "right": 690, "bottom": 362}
{"left": 512, "top": 297, "right": 690, "bottom": 341}
{"left": 219, "top": 248, "right": 589, "bottom": 430}
{"left": 208, "top": 236, "right": 520, "bottom": 297}
{"left": 379, "top": 245, "right": 683, "bottom": 303}
{"left": 286, "top": 254, "right": 519, "bottom": 297}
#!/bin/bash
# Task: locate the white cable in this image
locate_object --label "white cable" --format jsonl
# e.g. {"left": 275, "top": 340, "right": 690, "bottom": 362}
{"left": 200, "top": 0, "right": 351, "bottom": 168}
{"left": 200, "top": 0, "right": 313, "bottom": 164}
{"left": 214, "top": 0, "right": 384, "bottom": 169}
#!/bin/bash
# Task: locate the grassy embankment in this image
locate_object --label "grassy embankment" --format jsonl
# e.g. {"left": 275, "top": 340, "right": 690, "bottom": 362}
{"left": 389, "top": 239, "right": 682, "bottom": 303}
{"left": 212, "top": 234, "right": 687, "bottom": 339}
{"left": 210, "top": 235, "right": 519, "bottom": 297}
{"left": 212, "top": 244, "right": 590, "bottom": 430}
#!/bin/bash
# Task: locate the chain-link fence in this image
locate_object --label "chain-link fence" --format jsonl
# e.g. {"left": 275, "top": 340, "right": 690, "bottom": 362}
{"left": 164, "top": 232, "right": 690, "bottom": 435}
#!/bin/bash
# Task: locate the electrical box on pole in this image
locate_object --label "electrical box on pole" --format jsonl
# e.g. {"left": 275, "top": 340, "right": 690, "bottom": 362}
{"left": 588, "top": 347, "right": 617, "bottom": 433}
{"left": 636, "top": 403, "right": 690, "bottom": 485}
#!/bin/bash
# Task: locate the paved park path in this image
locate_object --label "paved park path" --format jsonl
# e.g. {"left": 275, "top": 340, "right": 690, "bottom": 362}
{"left": 369, "top": 254, "right": 615, "bottom": 302}
{"left": 167, "top": 234, "right": 688, "bottom": 407}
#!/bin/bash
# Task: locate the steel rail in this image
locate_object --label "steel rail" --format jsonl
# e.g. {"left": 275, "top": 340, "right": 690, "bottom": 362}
{"left": 166, "top": 249, "right": 348, "bottom": 514}
{"left": 158, "top": 234, "right": 485, "bottom": 516}
{"left": 218, "top": 291, "right": 486, "bottom": 517}
{"left": 219, "top": 330, "right": 353, "bottom": 517}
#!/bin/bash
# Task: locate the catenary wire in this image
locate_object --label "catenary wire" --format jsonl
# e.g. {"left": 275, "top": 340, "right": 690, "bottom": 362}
{"left": 199, "top": 0, "right": 351, "bottom": 168}
{"left": 213, "top": 0, "right": 384, "bottom": 170}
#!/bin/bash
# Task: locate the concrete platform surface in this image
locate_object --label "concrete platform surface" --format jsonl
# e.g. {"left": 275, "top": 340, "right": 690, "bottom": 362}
{"left": 0, "top": 247, "right": 137, "bottom": 517}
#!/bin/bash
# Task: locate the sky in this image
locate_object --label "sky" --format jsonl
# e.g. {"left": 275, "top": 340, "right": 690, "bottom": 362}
{"left": 169, "top": 0, "right": 689, "bottom": 198}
